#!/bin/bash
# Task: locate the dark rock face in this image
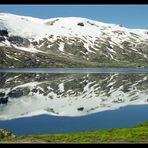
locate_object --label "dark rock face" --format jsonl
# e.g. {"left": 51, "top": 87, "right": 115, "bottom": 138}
{"left": 77, "top": 23, "right": 84, "bottom": 26}
{"left": 0, "top": 48, "right": 6, "bottom": 65}
{"left": 8, "top": 36, "right": 30, "bottom": 46}
{"left": 0, "top": 97, "right": 8, "bottom": 104}
{"left": 22, "top": 38, "right": 30, "bottom": 46}
{"left": 32, "top": 41, "right": 38, "bottom": 46}
{"left": 77, "top": 107, "right": 84, "bottom": 111}
{"left": 0, "top": 92, "right": 5, "bottom": 97}
{"left": 8, "top": 89, "right": 23, "bottom": 98}
{"left": 32, "top": 88, "right": 38, "bottom": 93}
{"left": 0, "top": 29, "right": 8, "bottom": 37}
{"left": 45, "top": 19, "right": 59, "bottom": 25}
{"left": 8, "top": 36, "right": 23, "bottom": 44}
{"left": 8, "top": 87, "right": 30, "bottom": 98}
{"left": 0, "top": 36, "right": 5, "bottom": 42}
{"left": 23, "top": 87, "right": 30, "bottom": 96}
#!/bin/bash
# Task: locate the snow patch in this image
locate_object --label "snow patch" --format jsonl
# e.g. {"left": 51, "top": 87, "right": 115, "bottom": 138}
{"left": 58, "top": 43, "right": 64, "bottom": 52}
{"left": 58, "top": 83, "right": 64, "bottom": 92}
{"left": 12, "top": 44, "right": 45, "bottom": 53}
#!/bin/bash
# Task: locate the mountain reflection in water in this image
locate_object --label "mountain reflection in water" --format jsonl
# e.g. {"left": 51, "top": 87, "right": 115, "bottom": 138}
{"left": 0, "top": 72, "right": 148, "bottom": 120}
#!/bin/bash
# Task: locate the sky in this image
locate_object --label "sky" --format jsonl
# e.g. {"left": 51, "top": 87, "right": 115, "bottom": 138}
{"left": 0, "top": 5, "right": 148, "bottom": 29}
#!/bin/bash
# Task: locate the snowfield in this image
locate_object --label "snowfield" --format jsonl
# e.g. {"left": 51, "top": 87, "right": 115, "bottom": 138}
{"left": 0, "top": 13, "right": 148, "bottom": 43}
{"left": 0, "top": 13, "right": 148, "bottom": 66}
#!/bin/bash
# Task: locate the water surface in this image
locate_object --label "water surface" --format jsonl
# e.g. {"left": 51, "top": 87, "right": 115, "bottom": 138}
{"left": 0, "top": 68, "right": 148, "bottom": 135}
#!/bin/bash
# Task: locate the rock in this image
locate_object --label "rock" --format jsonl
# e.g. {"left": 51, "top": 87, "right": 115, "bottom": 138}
{"left": 77, "top": 107, "right": 84, "bottom": 111}
{"left": 8, "top": 89, "right": 23, "bottom": 98}
{"left": 32, "top": 41, "right": 38, "bottom": 46}
{"left": 23, "top": 38, "right": 30, "bottom": 46}
{"left": 8, "top": 36, "right": 30, "bottom": 46}
{"left": 0, "top": 97, "right": 8, "bottom": 104}
{"left": 39, "top": 89, "right": 44, "bottom": 94}
{"left": 77, "top": 23, "right": 84, "bottom": 26}
{"left": 0, "top": 29, "right": 8, "bottom": 37}
{"left": 0, "top": 36, "right": 5, "bottom": 42}
{"left": 8, "top": 36, "right": 23, "bottom": 44}
{"left": 8, "top": 87, "right": 30, "bottom": 98}
{"left": 22, "top": 87, "right": 30, "bottom": 96}
{"left": 0, "top": 92, "right": 5, "bottom": 97}
{"left": 32, "top": 88, "right": 38, "bottom": 93}
{"left": 45, "top": 19, "right": 59, "bottom": 25}
{"left": 0, "top": 129, "right": 16, "bottom": 139}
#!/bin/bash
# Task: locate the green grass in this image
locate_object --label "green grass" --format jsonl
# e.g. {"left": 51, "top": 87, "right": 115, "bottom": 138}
{"left": 1, "top": 121, "right": 148, "bottom": 143}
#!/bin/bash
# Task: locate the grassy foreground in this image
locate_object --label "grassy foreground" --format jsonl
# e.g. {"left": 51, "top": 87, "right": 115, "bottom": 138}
{"left": 1, "top": 122, "right": 148, "bottom": 143}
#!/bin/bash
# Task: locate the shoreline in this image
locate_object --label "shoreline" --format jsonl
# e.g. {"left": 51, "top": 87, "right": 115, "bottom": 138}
{"left": 1, "top": 121, "right": 148, "bottom": 143}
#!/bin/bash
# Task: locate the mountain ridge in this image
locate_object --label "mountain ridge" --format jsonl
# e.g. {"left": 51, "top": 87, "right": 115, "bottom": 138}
{"left": 0, "top": 13, "right": 148, "bottom": 68}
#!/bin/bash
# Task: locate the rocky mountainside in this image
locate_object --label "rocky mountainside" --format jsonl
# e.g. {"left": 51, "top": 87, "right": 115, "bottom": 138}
{"left": 0, "top": 13, "right": 148, "bottom": 68}
{"left": 0, "top": 72, "right": 148, "bottom": 120}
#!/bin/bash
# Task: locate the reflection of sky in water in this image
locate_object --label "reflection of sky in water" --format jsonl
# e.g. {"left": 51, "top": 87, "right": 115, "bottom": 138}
{"left": 0, "top": 71, "right": 148, "bottom": 120}
{"left": 0, "top": 105, "right": 148, "bottom": 136}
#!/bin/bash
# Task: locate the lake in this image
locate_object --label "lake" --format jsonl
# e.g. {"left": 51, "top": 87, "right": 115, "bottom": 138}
{"left": 0, "top": 68, "right": 148, "bottom": 136}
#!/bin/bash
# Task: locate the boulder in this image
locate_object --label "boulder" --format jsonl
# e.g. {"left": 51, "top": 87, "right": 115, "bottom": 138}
{"left": 8, "top": 89, "right": 23, "bottom": 98}
{"left": 32, "top": 41, "right": 38, "bottom": 46}
{"left": 0, "top": 92, "right": 5, "bottom": 97}
{"left": 32, "top": 88, "right": 38, "bottom": 93}
{"left": 0, "top": 129, "right": 15, "bottom": 139}
{"left": 0, "top": 36, "right": 5, "bottom": 42}
{"left": 23, "top": 87, "right": 30, "bottom": 96}
{"left": 0, "top": 97, "right": 8, "bottom": 104}
{"left": 0, "top": 29, "right": 8, "bottom": 37}
{"left": 77, "top": 23, "right": 84, "bottom": 26}
{"left": 8, "top": 36, "right": 30, "bottom": 46}
{"left": 8, "top": 87, "right": 30, "bottom": 98}
{"left": 77, "top": 107, "right": 84, "bottom": 111}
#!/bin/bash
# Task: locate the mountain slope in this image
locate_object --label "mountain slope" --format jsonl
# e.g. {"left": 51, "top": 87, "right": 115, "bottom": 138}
{"left": 0, "top": 13, "right": 148, "bottom": 67}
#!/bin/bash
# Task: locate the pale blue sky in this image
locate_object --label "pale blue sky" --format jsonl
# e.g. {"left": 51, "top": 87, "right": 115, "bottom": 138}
{"left": 0, "top": 5, "right": 148, "bottom": 29}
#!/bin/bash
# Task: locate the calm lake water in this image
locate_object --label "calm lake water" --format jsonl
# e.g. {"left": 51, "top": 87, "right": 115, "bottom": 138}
{"left": 0, "top": 68, "right": 148, "bottom": 136}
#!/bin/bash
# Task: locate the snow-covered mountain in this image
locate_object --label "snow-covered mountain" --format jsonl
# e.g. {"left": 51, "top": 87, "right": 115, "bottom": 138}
{"left": 1, "top": 13, "right": 148, "bottom": 68}
{"left": 0, "top": 73, "right": 148, "bottom": 120}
